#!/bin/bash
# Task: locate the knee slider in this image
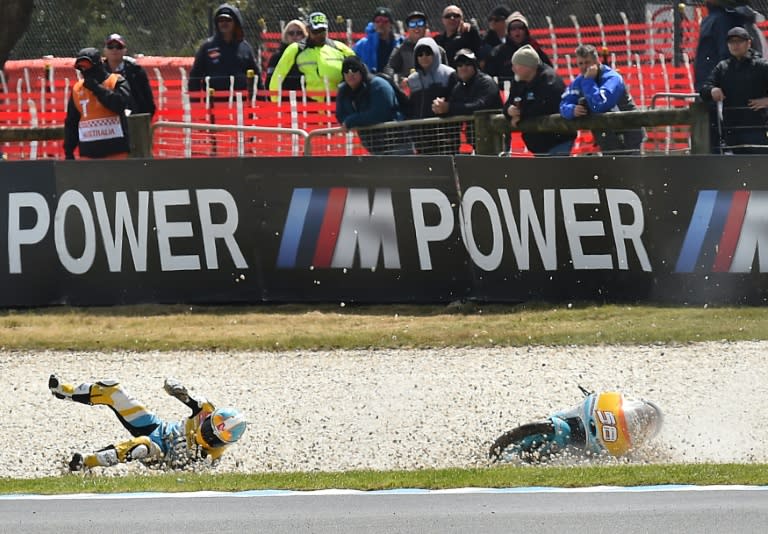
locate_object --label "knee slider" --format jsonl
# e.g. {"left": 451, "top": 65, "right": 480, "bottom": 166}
{"left": 96, "top": 379, "right": 119, "bottom": 387}
{"left": 129, "top": 444, "right": 149, "bottom": 460}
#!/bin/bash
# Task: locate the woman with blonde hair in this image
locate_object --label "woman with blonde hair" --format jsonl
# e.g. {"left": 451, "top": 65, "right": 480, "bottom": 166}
{"left": 265, "top": 19, "right": 308, "bottom": 91}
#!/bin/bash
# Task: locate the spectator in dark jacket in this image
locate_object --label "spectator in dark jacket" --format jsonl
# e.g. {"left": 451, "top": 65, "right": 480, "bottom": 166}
{"left": 503, "top": 45, "right": 575, "bottom": 156}
{"left": 188, "top": 3, "right": 263, "bottom": 98}
{"left": 485, "top": 11, "right": 552, "bottom": 82}
{"left": 336, "top": 56, "right": 410, "bottom": 154}
{"left": 406, "top": 37, "right": 459, "bottom": 154}
{"left": 694, "top": 0, "right": 765, "bottom": 90}
{"left": 435, "top": 5, "right": 482, "bottom": 68}
{"left": 478, "top": 5, "right": 511, "bottom": 68}
{"left": 384, "top": 11, "right": 447, "bottom": 81}
{"left": 700, "top": 26, "right": 768, "bottom": 154}
{"left": 265, "top": 20, "right": 307, "bottom": 92}
{"left": 103, "top": 33, "right": 155, "bottom": 118}
{"left": 432, "top": 49, "right": 502, "bottom": 151}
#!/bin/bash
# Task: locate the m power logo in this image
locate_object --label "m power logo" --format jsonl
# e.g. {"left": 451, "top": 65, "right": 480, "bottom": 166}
{"left": 276, "top": 187, "right": 401, "bottom": 269}
{"left": 675, "top": 190, "right": 768, "bottom": 273}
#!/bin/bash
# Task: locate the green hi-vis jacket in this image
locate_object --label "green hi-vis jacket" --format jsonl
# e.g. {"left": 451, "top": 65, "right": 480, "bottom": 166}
{"left": 268, "top": 38, "right": 355, "bottom": 101}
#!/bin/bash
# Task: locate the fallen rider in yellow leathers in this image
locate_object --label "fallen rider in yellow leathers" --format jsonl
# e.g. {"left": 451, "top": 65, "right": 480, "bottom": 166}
{"left": 49, "top": 375, "right": 246, "bottom": 471}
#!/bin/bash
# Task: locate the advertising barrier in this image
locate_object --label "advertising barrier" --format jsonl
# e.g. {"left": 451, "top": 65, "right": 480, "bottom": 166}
{"left": 1, "top": 155, "right": 768, "bottom": 306}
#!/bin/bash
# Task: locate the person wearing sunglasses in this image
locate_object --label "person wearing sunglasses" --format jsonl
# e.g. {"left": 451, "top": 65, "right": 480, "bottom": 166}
{"left": 383, "top": 11, "right": 447, "bottom": 81}
{"left": 265, "top": 20, "right": 308, "bottom": 91}
{"left": 405, "top": 37, "right": 459, "bottom": 154}
{"left": 269, "top": 11, "right": 355, "bottom": 102}
{"left": 353, "top": 7, "right": 404, "bottom": 74}
{"left": 49, "top": 374, "right": 246, "bottom": 471}
{"left": 485, "top": 11, "right": 552, "bottom": 82}
{"left": 103, "top": 33, "right": 155, "bottom": 118}
{"left": 477, "top": 5, "right": 511, "bottom": 70}
{"left": 336, "top": 55, "right": 411, "bottom": 154}
{"left": 431, "top": 49, "right": 502, "bottom": 153}
{"left": 435, "top": 5, "right": 481, "bottom": 68}
{"left": 188, "top": 3, "right": 262, "bottom": 100}
{"left": 63, "top": 47, "right": 132, "bottom": 160}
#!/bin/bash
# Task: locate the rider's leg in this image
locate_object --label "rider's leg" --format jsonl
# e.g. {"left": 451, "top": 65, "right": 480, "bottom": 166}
{"left": 49, "top": 375, "right": 161, "bottom": 437}
{"left": 70, "top": 435, "right": 162, "bottom": 471}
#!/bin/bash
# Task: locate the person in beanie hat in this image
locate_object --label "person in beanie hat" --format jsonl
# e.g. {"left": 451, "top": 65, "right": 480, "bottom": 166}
{"left": 485, "top": 10, "right": 551, "bottom": 81}
{"left": 502, "top": 44, "right": 575, "bottom": 156}
{"left": 560, "top": 44, "right": 644, "bottom": 155}
{"left": 103, "top": 33, "right": 156, "bottom": 117}
{"left": 63, "top": 47, "right": 132, "bottom": 160}
{"left": 353, "top": 6, "right": 404, "bottom": 73}
{"left": 336, "top": 55, "right": 410, "bottom": 154}
{"left": 432, "top": 49, "right": 502, "bottom": 151}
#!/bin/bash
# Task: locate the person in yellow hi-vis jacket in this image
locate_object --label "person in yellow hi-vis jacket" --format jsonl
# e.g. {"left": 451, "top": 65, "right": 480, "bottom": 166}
{"left": 49, "top": 375, "right": 246, "bottom": 471}
{"left": 64, "top": 47, "right": 132, "bottom": 159}
{"left": 268, "top": 11, "right": 356, "bottom": 101}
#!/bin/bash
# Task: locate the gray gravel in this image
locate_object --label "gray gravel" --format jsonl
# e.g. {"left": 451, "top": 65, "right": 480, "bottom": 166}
{"left": 4, "top": 342, "right": 767, "bottom": 479}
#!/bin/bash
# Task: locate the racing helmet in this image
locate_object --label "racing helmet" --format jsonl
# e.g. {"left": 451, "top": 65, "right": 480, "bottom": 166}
{"left": 197, "top": 407, "right": 246, "bottom": 449}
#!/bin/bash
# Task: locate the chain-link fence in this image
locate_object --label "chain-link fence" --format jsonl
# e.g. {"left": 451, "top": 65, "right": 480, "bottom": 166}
{"left": 12, "top": 1, "right": 768, "bottom": 59}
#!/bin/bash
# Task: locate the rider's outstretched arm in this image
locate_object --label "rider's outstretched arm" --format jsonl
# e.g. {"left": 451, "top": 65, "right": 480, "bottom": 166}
{"left": 164, "top": 377, "right": 206, "bottom": 415}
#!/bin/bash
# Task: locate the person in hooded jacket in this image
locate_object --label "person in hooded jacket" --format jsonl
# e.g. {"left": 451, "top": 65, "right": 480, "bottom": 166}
{"left": 353, "top": 7, "right": 404, "bottom": 73}
{"left": 188, "top": 3, "right": 262, "bottom": 99}
{"left": 406, "top": 37, "right": 459, "bottom": 154}
{"left": 484, "top": 11, "right": 552, "bottom": 82}
{"left": 432, "top": 49, "right": 502, "bottom": 151}
{"left": 336, "top": 56, "right": 410, "bottom": 154}
{"left": 64, "top": 47, "right": 132, "bottom": 160}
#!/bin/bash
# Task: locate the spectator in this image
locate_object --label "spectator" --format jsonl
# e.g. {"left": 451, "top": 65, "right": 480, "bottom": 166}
{"left": 485, "top": 11, "right": 552, "bottom": 82}
{"left": 188, "top": 3, "right": 262, "bottom": 99}
{"left": 478, "top": 5, "right": 511, "bottom": 68}
{"left": 432, "top": 49, "right": 502, "bottom": 151}
{"left": 693, "top": 0, "right": 766, "bottom": 153}
{"left": 103, "top": 33, "right": 156, "bottom": 117}
{"left": 700, "top": 26, "right": 768, "bottom": 154}
{"left": 265, "top": 20, "right": 308, "bottom": 92}
{"left": 269, "top": 12, "right": 356, "bottom": 102}
{"left": 694, "top": 0, "right": 766, "bottom": 90}
{"left": 406, "top": 37, "right": 459, "bottom": 154}
{"left": 336, "top": 56, "right": 410, "bottom": 155}
{"left": 503, "top": 45, "right": 575, "bottom": 156}
{"left": 560, "top": 44, "right": 644, "bottom": 155}
{"left": 435, "top": 5, "right": 482, "bottom": 68}
{"left": 384, "top": 11, "right": 447, "bottom": 82}
{"left": 64, "top": 47, "right": 132, "bottom": 160}
{"left": 354, "top": 7, "right": 404, "bottom": 73}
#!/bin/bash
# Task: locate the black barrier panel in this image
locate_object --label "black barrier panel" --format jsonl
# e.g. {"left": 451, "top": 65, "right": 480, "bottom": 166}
{"left": 2, "top": 159, "right": 261, "bottom": 306}
{"left": 0, "top": 161, "right": 60, "bottom": 306}
{"left": 249, "top": 156, "right": 470, "bottom": 302}
{"left": 454, "top": 155, "right": 768, "bottom": 304}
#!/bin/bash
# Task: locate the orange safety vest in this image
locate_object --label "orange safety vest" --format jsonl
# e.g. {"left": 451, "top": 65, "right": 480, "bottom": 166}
{"left": 72, "top": 74, "right": 126, "bottom": 145}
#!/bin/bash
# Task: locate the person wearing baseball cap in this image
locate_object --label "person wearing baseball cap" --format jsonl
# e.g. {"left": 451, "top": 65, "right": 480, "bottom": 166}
{"left": 64, "top": 47, "right": 131, "bottom": 160}
{"left": 700, "top": 25, "right": 768, "bottom": 154}
{"left": 188, "top": 3, "right": 262, "bottom": 99}
{"left": 268, "top": 11, "right": 356, "bottom": 101}
{"left": 431, "top": 48, "right": 502, "bottom": 151}
{"left": 353, "top": 7, "right": 404, "bottom": 73}
{"left": 383, "top": 11, "right": 448, "bottom": 79}
{"left": 501, "top": 44, "right": 575, "bottom": 156}
{"left": 103, "top": 33, "right": 156, "bottom": 117}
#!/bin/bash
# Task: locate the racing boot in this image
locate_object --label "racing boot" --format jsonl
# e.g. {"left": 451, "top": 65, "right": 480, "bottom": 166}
{"left": 48, "top": 374, "right": 74, "bottom": 400}
{"left": 68, "top": 453, "right": 84, "bottom": 472}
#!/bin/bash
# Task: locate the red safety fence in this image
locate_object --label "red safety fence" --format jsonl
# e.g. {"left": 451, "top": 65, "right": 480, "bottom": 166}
{"left": 3, "top": 19, "right": 764, "bottom": 160}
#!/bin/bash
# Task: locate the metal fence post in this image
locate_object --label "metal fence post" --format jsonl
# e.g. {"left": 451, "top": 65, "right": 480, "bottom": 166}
{"left": 127, "top": 113, "right": 153, "bottom": 158}
{"left": 474, "top": 109, "right": 505, "bottom": 155}
{"left": 688, "top": 101, "right": 710, "bottom": 155}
